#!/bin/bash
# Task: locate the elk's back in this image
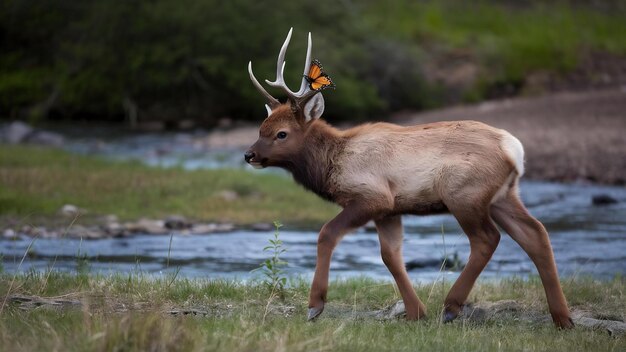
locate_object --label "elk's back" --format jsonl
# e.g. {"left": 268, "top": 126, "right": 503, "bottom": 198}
{"left": 332, "top": 121, "right": 522, "bottom": 212}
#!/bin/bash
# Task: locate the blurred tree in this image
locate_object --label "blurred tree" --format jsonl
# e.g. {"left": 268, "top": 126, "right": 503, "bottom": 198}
{"left": 0, "top": 0, "right": 625, "bottom": 126}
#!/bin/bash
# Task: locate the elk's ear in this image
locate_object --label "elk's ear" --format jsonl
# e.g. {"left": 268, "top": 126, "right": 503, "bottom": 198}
{"left": 303, "top": 94, "right": 324, "bottom": 122}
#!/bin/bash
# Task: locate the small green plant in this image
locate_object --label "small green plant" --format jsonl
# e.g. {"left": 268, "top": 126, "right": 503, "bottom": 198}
{"left": 255, "top": 221, "right": 289, "bottom": 297}
{"left": 75, "top": 238, "right": 90, "bottom": 275}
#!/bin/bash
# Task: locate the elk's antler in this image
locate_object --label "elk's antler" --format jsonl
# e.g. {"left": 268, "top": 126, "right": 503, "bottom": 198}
{"left": 248, "top": 62, "right": 280, "bottom": 115}
{"left": 248, "top": 28, "right": 319, "bottom": 113}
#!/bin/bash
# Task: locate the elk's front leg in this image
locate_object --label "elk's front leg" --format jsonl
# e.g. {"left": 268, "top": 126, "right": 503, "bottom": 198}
{"left": 308, "top": 205, "right": 372, "bottom": 321}
{"left": 376, "top": 216, "right": 427, "bottom": 320}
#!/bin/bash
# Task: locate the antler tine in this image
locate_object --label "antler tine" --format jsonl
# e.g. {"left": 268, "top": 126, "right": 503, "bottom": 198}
{"left": 265, "top": 27, "right": 298, "bottom": 98}
{"left": 296, "top": 32, "right": 313, "bottom": 95}
{"left": 248, "top": 61, "right": 280, "bottom": 108}
{"left": 262, "top": 28, "right": 321, "bottom": 108}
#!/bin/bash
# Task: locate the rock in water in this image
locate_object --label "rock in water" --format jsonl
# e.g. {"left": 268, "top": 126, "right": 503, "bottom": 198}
{"left": 591, "top": 194, "right": 618, "bottom": 206}
{"left": 405, "top": 258, "right": 442, "bottom": 270}
{"left": 25, "top": 130, "right": 65, "bottom": 147}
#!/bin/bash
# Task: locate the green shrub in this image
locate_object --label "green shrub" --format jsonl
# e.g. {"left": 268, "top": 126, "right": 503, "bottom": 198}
{"left": 1, "top": 0, "right": 625, "bottom": 124}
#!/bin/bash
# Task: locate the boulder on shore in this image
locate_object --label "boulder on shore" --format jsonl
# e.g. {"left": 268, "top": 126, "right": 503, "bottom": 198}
{"left": 0, "top": 121, "right": 65, "bottom": 146}
{"left": 0, "top": 121, "right": 33, "bottom": 144}
{"left": 164, "top": 215, "right": 191, "bottom": 230}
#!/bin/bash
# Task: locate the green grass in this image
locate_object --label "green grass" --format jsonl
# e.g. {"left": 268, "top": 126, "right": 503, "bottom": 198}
{"left": 0, "top": 145, "right": 339, "bottom": 228}
{"left": 1, "top": 272, "right": 624, "bottom": 351}
{"left": 361, "top": 0, "right": 626, "bottom": 100}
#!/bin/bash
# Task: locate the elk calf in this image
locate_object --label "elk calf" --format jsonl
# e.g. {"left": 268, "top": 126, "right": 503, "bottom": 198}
{"left": 245, "top": 29, "right": 573, "bottom": 328}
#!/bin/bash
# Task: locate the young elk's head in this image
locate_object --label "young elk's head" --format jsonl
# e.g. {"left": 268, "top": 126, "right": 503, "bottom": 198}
{"left": 245, "top": 28, "right": 326, "bottom": 169}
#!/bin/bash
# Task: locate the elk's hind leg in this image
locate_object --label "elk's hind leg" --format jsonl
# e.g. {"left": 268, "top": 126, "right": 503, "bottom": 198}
{"left": 490, "top": 191, "right": 573, "bottom": 329}
{"left": 376, "top": 215, "right": 427, "bottom": 320}
{"left": 443, "top": 208, "right": 501, "bottom": 323}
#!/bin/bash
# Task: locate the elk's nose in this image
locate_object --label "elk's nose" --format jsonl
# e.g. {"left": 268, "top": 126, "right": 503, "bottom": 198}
{"left": 244, "top": 151, "right": 256, "bottom": 163}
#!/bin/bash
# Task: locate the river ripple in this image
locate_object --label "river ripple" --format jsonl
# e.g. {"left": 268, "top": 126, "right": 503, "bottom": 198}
{"left": 2, "top": 181, "right": 625, "bottom": 282}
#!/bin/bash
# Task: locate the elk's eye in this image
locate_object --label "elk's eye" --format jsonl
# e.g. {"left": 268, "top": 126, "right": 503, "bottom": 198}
{"left": 277, "top": 131, "right": 287, "bottom": 139}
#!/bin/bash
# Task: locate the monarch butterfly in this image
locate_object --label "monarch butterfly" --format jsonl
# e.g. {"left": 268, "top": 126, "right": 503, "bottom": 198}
{"left": 304, "top": 59, "right": 335, "bottom": 91}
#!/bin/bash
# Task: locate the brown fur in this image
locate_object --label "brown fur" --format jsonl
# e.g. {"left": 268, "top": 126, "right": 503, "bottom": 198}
{"left": 246, "top": 104, "right": 573, "bottom": 328}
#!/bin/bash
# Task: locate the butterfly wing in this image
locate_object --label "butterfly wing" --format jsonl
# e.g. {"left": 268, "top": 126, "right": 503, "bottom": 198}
{"left": 308, "top": 60, "right": 323, "bottom": 80}
{"left": 310, "top": 75, "right": 334, "bottom": 91}
{"left": 306, "top": 59, "right": 335, "bottom": 91}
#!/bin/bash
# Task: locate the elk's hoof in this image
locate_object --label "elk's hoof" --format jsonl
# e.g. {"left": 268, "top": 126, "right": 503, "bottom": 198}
{"left": 555, "top": 316, "right": 575, "bottom": 329}
{"left": 307, "top": 306, "right": 324, "bottom": 321}
{"left": 443, "top": 309, "right": 459, "bottom": 323}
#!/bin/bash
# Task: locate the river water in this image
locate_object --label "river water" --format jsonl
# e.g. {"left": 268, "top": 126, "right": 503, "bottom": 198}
{"left": 1, "top": 131, "right": 625, "bottom": 282}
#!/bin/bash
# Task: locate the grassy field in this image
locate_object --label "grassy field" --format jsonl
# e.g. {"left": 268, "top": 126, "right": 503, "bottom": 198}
{"left": 0, "top": 145, "right": 339, "bottom": 228}
{"left": 362, "top": 1, "right": 626, "bottom": 86}
{"left": 0, "top": 272, "right": 624, "bottom": 351}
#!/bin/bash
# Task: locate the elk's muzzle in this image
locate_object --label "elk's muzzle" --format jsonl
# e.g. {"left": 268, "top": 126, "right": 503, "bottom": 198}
{"left": 244, "top": 150, "right": 255, "bottom": 163}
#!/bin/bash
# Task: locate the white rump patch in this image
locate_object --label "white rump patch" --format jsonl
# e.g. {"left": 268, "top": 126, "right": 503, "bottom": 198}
{"left": 501, "top": 133, "right": 525, "bottom": 176}
{"left": 491, "top": 133, "right": 525, "bottom": 204}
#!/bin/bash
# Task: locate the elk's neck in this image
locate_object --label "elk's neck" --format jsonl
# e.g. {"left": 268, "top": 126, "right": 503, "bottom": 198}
{"left": 284, "top": 120, "right": 344, "bottom": 202}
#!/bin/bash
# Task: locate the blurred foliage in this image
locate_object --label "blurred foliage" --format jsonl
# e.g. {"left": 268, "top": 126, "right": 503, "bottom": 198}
{"left": 0, "top": 0, "right": 625, "bottom": 125}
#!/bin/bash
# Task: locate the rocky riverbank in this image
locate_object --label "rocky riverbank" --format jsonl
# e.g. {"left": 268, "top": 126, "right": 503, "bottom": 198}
{"left": 1, "top": 208, "right": 284, "bottom": 240}
{"left": 3, "top": 184, "right": 621, "bottom": 241}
